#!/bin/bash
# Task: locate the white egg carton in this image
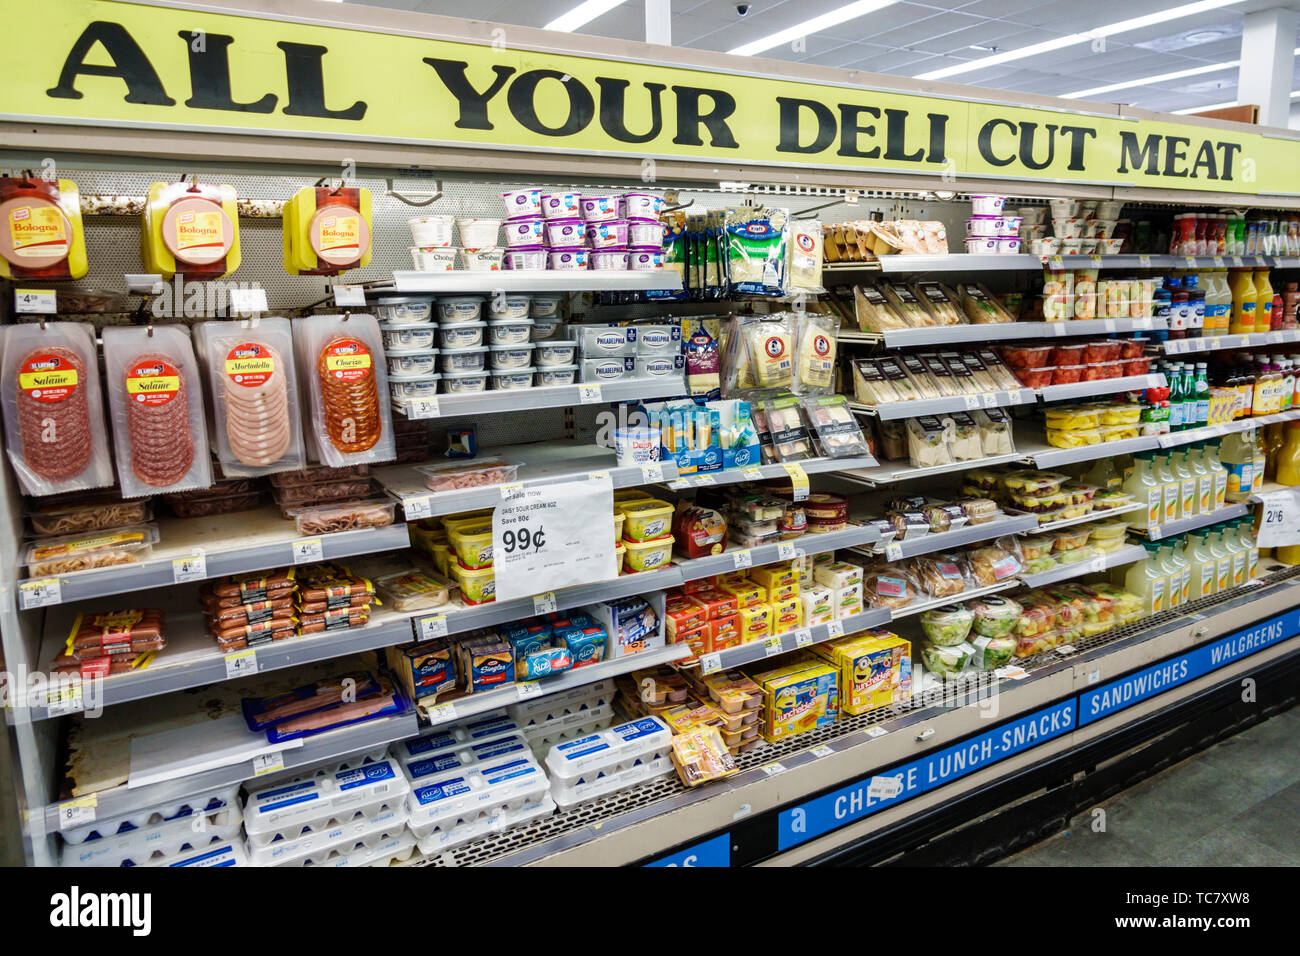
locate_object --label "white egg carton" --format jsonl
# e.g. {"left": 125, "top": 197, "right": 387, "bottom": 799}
{"left": 524, "top": 703, "right": 616, "bottom": 759}
{"left": 151, "top": 840, "right": 250, "bottom": 867}
{"left": 392, "top": 712, "right": 518, "bottom": 769}
{"left": 61, "top": 807, "right": 243, "bottom": 867}
{"left": 549, "top": 754, "right": 674, "bottom": 809}
{"left": 247, "top": 802, "right": 409, "bottom": 866}
{"left": 414, "top": 794, "right": 556, "bottom": 856}
{"left": 243, "top": 757, "right": 410, "bottom": 844}
{"left": 59, "top": 783, "right": 241, "bottom": 846}
{"left": 305, "top": 829, "right": 418, "bottom": 868}
{"left": 400, "top": 730, "right": 533, "bottom": 781}
{"left": 543, "top": 716, "right": 672, "bottom": 783}
{"left": 506, "top": 678, "right": 616, "bottom": 730}
{"left": 406, "top": 754, "right": 550, "bottom": 838}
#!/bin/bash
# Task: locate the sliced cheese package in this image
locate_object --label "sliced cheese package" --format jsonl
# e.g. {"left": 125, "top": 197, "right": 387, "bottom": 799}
{"left": 792, "top": 312, "right": 838, "bottom": 396}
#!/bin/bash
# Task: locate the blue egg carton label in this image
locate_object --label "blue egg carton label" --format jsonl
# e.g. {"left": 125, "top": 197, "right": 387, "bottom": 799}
{"left": 414, "top": 777, "right": 474, "bottom": 806}
{"left": 336, "top": 762, "right": 397, "bottom": 791}
{"left": 556, "top": 735, "right": 611, "bottom": 761}
{"left": 252, "top": 782, "right": 322, "bottom": 815}
{"left": 614, "top": 717, "right": 666, "bottom": 742}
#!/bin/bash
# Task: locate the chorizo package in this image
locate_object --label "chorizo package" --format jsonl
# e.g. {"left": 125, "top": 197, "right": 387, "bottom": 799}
{"left": 195, "top": 317, "right": 305, "bottom": 477}
{"left": 1, "top": 322, "right": 114, "bottom": 496}
{"left": 102, "top": 325, "right": 212, "bottom": 498}
{"left": 293, "top": 314, "right": 395, "bottom": 467}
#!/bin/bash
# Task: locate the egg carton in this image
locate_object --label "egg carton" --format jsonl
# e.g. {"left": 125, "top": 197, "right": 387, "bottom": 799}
{"left": 549, "top": 754, "right": 674, "bottom": 809}
{"left": 506, "top": 678, "right": 616, "bottom": 729}
{"left": 243, "top": 758, "right": 410, "bottom": 842}
{"left": 304, "top": 829, "right": 418, "bottom": 868}
{"left": 61, "top": 807, "right": 244, "bottom": 868}
{"left": 414, "top": 795, "right": 556, "bottom": 856}
{"left": 247, "top": 801, "right": 409, "bottom": 866}
{"left": 400, "top": 730, "right": 534, "bottom": 781}
{"left": 392, "top": 712, "right": 518, "bottom": 769}
{"left": 406, "top": 755, "right": 551, "bottom": 836}
{"left": 543, "top": 716, "right": 672, "bottom": 784}
{"left": 60, "top": 783, "right": 241, "bottom": 846}
{"left": 524, "top": 703, "right": 616, "bottom": 759}
{"left": 151, "top": 840, "right": 250, "bottom": 867}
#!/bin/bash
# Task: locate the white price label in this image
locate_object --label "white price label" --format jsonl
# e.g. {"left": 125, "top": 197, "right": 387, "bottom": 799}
{"left": 516, "top": 681, "right": 543, "bottom": 700}
{"left": 963, "top": 394, "right": 980, "bottom": 410}
{"left": 1184, "top": 257, "right": 1197, "bottom": 268}
{"left": 1232, "top": 256, "right": 1244, "bottom": 268}
{"left": 732, "top": 549, "right": 753, "bottom": 570}
{"left": 404, "top": 496, "right": 433, "bottom": 521}
{"left": 1103, "top": 320, "right": 1117, "bottom": 333}
{"left": 229, "top": 287, "right": 269, "bottom": 314}
{"left": 865, "top": 725, "right": 889, "bottom": 738}
{"left": 1056, "top": 644, "right": 1077, "bottom": 656}
{"left": 1157, "top": 433, "right": 1178, "bottom": 448}
{"left": 291, "top": 538, "right": 323, "bottom": 564}
{"left": 693, "top": 473, "right": 717, "bottom": 486}
{"left": 1089, "top": 256, "right": 1103, "bottom": 268}
{"left": 995, "top": 665, "right": 1030, "bottom": 681}
{"left": 1051, "top": 323, "right": 1067, "bottom": 336}
{"left": 1212, "top": 257, "right": 1225, "bottom": 267}
{"left": 826, "top": 620, "right": 845, "bottom": 638}
{"left": 811, "top": 745, "right": 834, "bottom": 758}
{"left": 45, "top": 682, "right": 83, "bottom": 717}
{"left": 578, "top": 384, "right": 603, "bottom": 404}
{"left": 1087, "top": 668, "right": 1102, "bottom": 685}
{"left": 498, "top": 482, "right": 524, "bottom": 498}
{"left": 418, "top": 614, "right": 448, "bottom": 640}
{"left": 1087, "top": 556, "right": 1107, "bottom": 574}
{"left": 224, "top": 649, "right": 258, "bottom": 679}
{"left": 741, "top": 466, "right": 764, "bottom": 481}
{"left": 425, "top": 701, "right": 457, "bottom": 723}
{"left": 761, "top": 762, "right": 787, "bottom": 777}
{"left": 667, "top": 479, "right": 689, "bottom": 490}
{"left": 57, "top": 796, "right": 97, "bottom": 830}
{"left": 332, "top": 284, "right": 367, "bottom": 307}
{"left": 407, "top": 397, "right": 441, "bottom": 419}
{"left": 495, "top": 476, "right": 616, "bottom": 601}
{"left": 172, "top": 552, "right": 207, "bottom": 584}
{"left": 14, "top": 289, "right": 56, "bottom": 313}
{"left": 793, "top": 628, "right": 813, "bottom": 648}
{"left": 1256, "top": 488, "right": 1300, "bottom": 547}
{"left": 1047, "top": 256, "right": 1064, "bottom": 269}
{"left": 532, "top": 591, "right": 558, "bottom": 615}
{"left": 640, "top": 462, "right": 665, "bottom": 484}
{"left": 885, "top": 543, "right": 903, "bottom": 561}
{"left": 1133, "top": 317, "right": 1152, "bottom": 330}
{"left": 982, "top": 392, "right": 999, "bottom": 408}
{"left": 867, "top": 775, "right": 903, "bottom": 799}
{"left": 251, "top": 751, "right": 284, "bottom": 776}
{"left": 763, "top": 636, "right": 784, "bottom": 657}
{"left": 19, "top": 578, "right": 62, "bottom": 610}
{"left": 1139, "top": 255, "right": 1153, "bottom": 268}
{"left": 699, "top": 653, "right": 722, "bottom": 675}
{"left": 1209, "top": 337, "right": 1222, "bottom": 350}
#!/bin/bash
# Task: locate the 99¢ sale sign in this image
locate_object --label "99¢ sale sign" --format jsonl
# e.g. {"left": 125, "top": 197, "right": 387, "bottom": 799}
{"left": 491, "top": 475, "right": 617, "bottom": 602}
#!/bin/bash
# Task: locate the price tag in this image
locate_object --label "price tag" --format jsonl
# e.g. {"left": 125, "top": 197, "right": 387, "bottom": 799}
{"left": 1089, "top": 256, "right": 1103, "bottom": 268}
{"left": 761, "top": 762, "right": 787, "bottom": 777}
{"left": 1087, "top": 668, "right": 1102, "bottom": 685}
{"left": 19, "top": 578, "right": 62, "bottom": 610}
{"left": 224, "top": 648, "right": 258, "bottom": 679}
{"left": 14, "top": 288, "right": 56, "bottom": 313}
{"left": 229, "top": 287, "right": 269, "bottom": 314}
{"left": 763, "top": 636, "right": 784, "bottom": 657}
{"left": 1055, "top": 644, "right": 1077, "bottom": 656}
{"left": 1209, "top": 337, "right": 1222, "bottom": 350}
{"left": 1184, "top": 256, "right": 1197, "bottom": 268}
{"left": 732, "top": 549, "right": 753, "bottom": 570}
{"left": 1133, "top": 317, "right": 1152, "bottom": 330}
{"left": 1138, "top": 255, "right": 1152, "bottom": 268}
{"left": 995, "top": 665, "right": 1030, "bottom": 681}
{"left": 251, "top": 751, "right": 284, "bottom": 776}
{"left": 777, "top": 542, "right": 801, "bottom": 561}
{"left": 425, "top": 701, "right": 457, "bottom": 723}
{"left": 419, "top": 614, "right": 449, "bottom": 640}
{"left": 867, "top": 775, "right": 903, "bottom": 799}
{"left": 1212, "top": 257, "right": 1225, "bottom": 267}
{"left": 963, "top": 394, "right": 980, "bottom": 410}
{"left": 407, "top": 397, "right": 441, "bottom": 419}
{"left": 292, "top": 537, "right": 324, "bottom": 564}
{"left": 1157, "top": 433, "right": 1179, "bottom": 448}
{"left": 45, "top": 682, "right": 83, "bottom": 717}
{"left": 1087, "top": 555, "right": 1107, "bottom": 574}
{"left": 640, "top": 462, "right": 665, "bottom": 484}
{"left": 1048, "top": 256, "right": 1064, "bottom": 270}
{"left": 1232, "top": 256, "right": 1243, "bottom": 268}
{"left": 826, "top": 620, "right": 845, "bottom": 638}
{"left": 885, "top": 543, "right": 903, "bottom": 561}
{"left": 532, "top": 591, "right": 558, "bottom": 615}
{"left": 577, "top": 384, "right": 603, "bottom": 404}
{"left": 516, "top": 681, "right": 543, "bottom": 700}
{"left": 865, "top": 725, "right": 889, "bottom": 739}
{"left": 404, "top": 495, "right": 433, "bottom": 521}
{"left": 781, "top": 462, "right": 810, "bottom": 502}
{"left": 172, "top": 552, "right": 207, "bottom": 584}
{"left": 811, "top": 745, "right": 835, "bottom": 758}
{"left": 1255, "top": 487, "right": 1300, "bottom": 547}
{"left": 332, "top": 284, "right": 367, "bottom": 307}
{"left": 794, "top": 628, "right": 813, "bottom": 648}
{"left": 700, "top": 653, "right": 722, "bottom": 675}
{"left": 57, "top": 796, "right": 97, "bottom": 830}
{"left": 982, "top": 392, "right": 998, "bottom": 408}
{"left": 693, "top": 474, "right": 716, "bottom": 486}
{"left": 1103, "top": 319, "right": 1117, "bottom": 333}
{"left": 667, "top": 479, "right": 689, "bottom": 490}
{"left": 741, "top": 466, "right": 764, "bottom": 481}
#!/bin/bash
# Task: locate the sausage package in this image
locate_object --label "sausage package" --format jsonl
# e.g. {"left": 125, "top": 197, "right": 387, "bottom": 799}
{"left": 293, "top": 314, "right": 395, "bottom": 468}
{"left": 102, "top": 325, "right": 212, "bottom": 498}
{"left": 195, "top": 317, "right": 305, "bottom": 477}
{"left": 1, "top": 321, "right": 114, "bottom": 496}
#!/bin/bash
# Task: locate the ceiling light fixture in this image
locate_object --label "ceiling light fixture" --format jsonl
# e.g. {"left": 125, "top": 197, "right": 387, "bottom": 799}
{"left": 545, "top": 0, "right": 628, "bottom": 33}
{"left": 914, "top": 0, "right": 1247, "bottom": 81}
{"left": 1064, "top": 60, "right": 1238, "bottom": 99}
{"left": 727, "top": 0, "right": 900, "bottom": 56}
{"left": 1172, "top": 90, "right": 1300, "bottom": 114}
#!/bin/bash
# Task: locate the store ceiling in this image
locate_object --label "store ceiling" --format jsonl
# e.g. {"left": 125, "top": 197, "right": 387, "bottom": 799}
{"left": 349, "top": 0, "right": 1300, "bottom": 117}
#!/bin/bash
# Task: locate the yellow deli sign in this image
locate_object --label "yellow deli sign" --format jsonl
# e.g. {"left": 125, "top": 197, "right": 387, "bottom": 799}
{"left": 2, "top": 0, "right": 1291, "bottom": 194}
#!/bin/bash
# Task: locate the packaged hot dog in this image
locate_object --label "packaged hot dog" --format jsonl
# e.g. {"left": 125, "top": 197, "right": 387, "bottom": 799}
{"left": 68, "top": 608, "right": 166, "bottom": 658}
{"left": 206, "top": 568, "right": 296, "bottom": 601}
{"left": 101, "top": 325, "right": 212, "bottom": 498}
{"left": 1, "top": 322, "right": 114, "bottom": 496}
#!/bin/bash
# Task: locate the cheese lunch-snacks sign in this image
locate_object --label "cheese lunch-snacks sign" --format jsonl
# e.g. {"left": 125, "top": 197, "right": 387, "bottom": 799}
{"left": 5, "top": 0, "right": 1297, "bottom": 195}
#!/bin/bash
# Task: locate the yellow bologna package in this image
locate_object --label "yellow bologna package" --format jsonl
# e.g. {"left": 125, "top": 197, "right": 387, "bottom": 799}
{"left": 792, "top": 312, "right": 838, "bottom": 396}
{"left": 141, "top": 181, "right": 240, "bottom": 281}
{"left": 0, "top": 177, "right": 88, "bottom": 280}
{"left": 283, "top": 185, "right": 373, "bottom": 276}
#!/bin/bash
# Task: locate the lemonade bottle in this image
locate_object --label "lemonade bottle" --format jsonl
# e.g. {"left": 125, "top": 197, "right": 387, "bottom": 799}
{"left": 1253, "top": 269, "right": 1275, "bottom": 333}
{"left": 1236, "top": 518, "right": 1259, "bottom": 582}
{"left": 1220, "top": 430, "right": 1255, "bottom": 502}
{"left": 1152, "top": 450, "right": 1182, "bottom": 522}
{"left": 1224, "top": 520, "right": 1247, "bottom": 587}
{"left": 1185, "top": 531, "right": 1219, "bottom": 598}
{"left": 1157, "top": 541, "right": 1184, "bottom": 609}
{"left": 1186, "top": 441, "right": 1214, "bottom": 514}
{"left": 1229, "top": 268, "right": 1258, "bottom": 334}
{"left": 1204, "top": 439, "right": 1229, "bottom": 509}
{"left": 1166, "top": 539, "right": 1192, "bottom": 605}
{"left": 1123, "top": 451, "right": 1163, "bottom": 530}
{"left": 1277, "top": 421, "right": 1300, "bottom": 485}
{"left": 1125, "top": 542, "right": 1169, "bottom": 615}
{"left": 1208, "top": 270, "right": 1233, "bottom": 334}
{"left": 1171, "top": 446, "right": 1198, "bottom": 516}
{"left": 1207, "top": 526, "right": 1235, "bottom": 590}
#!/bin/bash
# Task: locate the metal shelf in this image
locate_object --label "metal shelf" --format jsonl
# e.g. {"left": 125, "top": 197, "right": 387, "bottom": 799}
{"left": 1016, "top": 430, "right": 1159, "bottom": 469}
{"left": 837, "top": 317, "right": 1163, "bottom": 349}
{"left": 849, "top": 388, "right": 1036, "bottom": 422}
{"left": 1037, "top": 374, "right": 1165, "bottom": 404}
{"left": 16, "top": 505, "right": 410, "bottom": 610}
{"left": 673, "top": 523, "right": 881, "bottom": 583}
{"left": 665, "top": 456, "right": 877, "bottom": 490}
{"left": 374, "top": 441, "right": 679, "bottom": 520}
{"left": 856, "top": 514, "right": 1039, "bottom": 561}
{"left": 1013, "top": 501, "right": 1146, "bottom": 534}
{"left": 838, "top": 451, "right": 1025, "bottom": 487}
{"left": 1140, "top": 503, "right": 1252, "bottom": 541}
{"left": 824, "top": 254, "right": 1044, "bottom": 274}
{"left": 1163, "top": 329, "right": 1300, "bottom": 354}
{"left": 1017, "top": 543, "right": 1147, "bottom": 588}
{"left": 393, "top": 374, "right": 686, "bottom": 421}
{"left": 888, "top": 580, "right": 1021, "bottom": 620}
{"left": 389, "top": 270, "right": 683, "bottom": 293}
{"left": 416, "top": 643, "right": 691, "bottom": 727}
{"left": 689, "top": 608, "right": 894, "bottom": 675}
{"left": 826, "top": 254, "right": 1295, "bottom": 276}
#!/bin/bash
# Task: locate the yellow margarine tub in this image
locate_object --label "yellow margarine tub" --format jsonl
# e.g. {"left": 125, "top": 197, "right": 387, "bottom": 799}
{"left": 451, "top": 562, "right": 496, "bottom": 605}
{"left": 441, "top": 510, "right": 494, "bottom": 536}
{"left": 615, "top": 541, "right": 626, "bottom": 574}
{"left": 447, "top": 522, "right": 493, "bottom": 570}
{"left": 622, "top": 536, "right": 672, "bottom": 572}
{"left": 618, "top": 498, "right": 674, "bottom": 542}
{"left": 613, "top": 488, "right": 655, "bottom": 503}
{"left": 613, "top": 510, "right": 626, "bottom": 543}
{"left": 431, "top": 542, "right": 452, "bottom": 577}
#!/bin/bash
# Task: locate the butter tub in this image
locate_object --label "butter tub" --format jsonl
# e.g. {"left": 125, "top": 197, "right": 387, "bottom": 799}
{"left": 617, "top": 498, "right": 674, "bottom": 542}
{"left": 447, "top": 522, "right": 494, "bottom": 570}
{"left": 622, "top": 536, "right": 672, "bottom": 573}
{"left": 450, "top": 562, "right": 496, "bottom": 605}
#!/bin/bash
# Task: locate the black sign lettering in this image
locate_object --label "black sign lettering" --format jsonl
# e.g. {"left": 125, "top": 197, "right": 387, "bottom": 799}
{"left": 1017, "top": 122, "right": 1058, "bottom": 171}
{"left": 925, "top": 112, "right": 949, "bottom": 164}
{"left": 1117, "top": 131, "right": 1161, "bottom": 174}
{"left": 1162, "top": 136, "right": 1190, "bottom": 178}
{"left": 1218, "top": 141, "right": 1242, "bottom": 180}
{"left": 977, "top": 118, "right": 1017, "bottom": 167}
{"left": 1191, "top": 139, "right": 1219, "bottom": 180}
{"left": 1059, "top": 125, "right": 1096, "bottom": 171}
{"left": 671, "top": 86, "right": 739, "bottom": 148}
{"left": 776, "top": 97, "right": 835, "bottom": 154}
{"left": 47, "top": 20, "right": 175, "bottom": 105}
{"left": 596, "top": 78, "right": 665, "bottom": 143}
{"left": 883, "top": 108, "right": 923, "bottom": 162}
{"left": 179, "top": 32, "right": 276, "bottom": 113}
{"left": 837, "top": 104, "right": 880, "bottom": 159}
{"left": 277, "top": 42, "right": 365, "bottom": 120}
{"left": 423, "top": 58, "right": 514, "bottom": 130}
{"left": 508, "top": 69, "right": 594, "bottom": 136}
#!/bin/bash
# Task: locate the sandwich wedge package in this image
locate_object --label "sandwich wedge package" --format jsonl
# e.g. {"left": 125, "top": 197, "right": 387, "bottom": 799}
{"left": 792, "top": 311, "right": 838, "bottom": 396}
{"left": 787, "top": 219, "right": 825, "bottom": 294}
{"left": 1, "top": 321, "right": 114, "bottom": 496}
{"left": 195, "top": 317, "right": 305, "bottom": 477}
{"left": 294, "top": 313, "right": 395, "bottom": 468}
{"left": 101, "top": 324, "right": 213, "bottom": 498}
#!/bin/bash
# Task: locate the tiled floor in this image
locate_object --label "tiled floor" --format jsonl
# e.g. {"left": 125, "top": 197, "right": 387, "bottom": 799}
{"left": 998, "top": 706, "right": 1300, "bottom": 867}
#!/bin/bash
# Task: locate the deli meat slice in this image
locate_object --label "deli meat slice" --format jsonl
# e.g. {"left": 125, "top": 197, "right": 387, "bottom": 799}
{"left": 124, "top": 351, "right": 195, "bottom": 486}
{"left": 15, "top": 346, "right": 92, "bottom": 480}
{"left": 270, "top": 688, "right": 398, "bottom": 734}
{"left": 317, "top": 334, "right": 381, "bottom": 454}
{"left": 221, "top": 340, "right": 292, "bottom": 467}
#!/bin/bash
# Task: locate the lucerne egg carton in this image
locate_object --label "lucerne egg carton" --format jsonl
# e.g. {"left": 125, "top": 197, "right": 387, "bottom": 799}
{"left": 398, "top": 728, "right": 534, "bottom": 780}
{"left": 544, "top": 715, "right": 674, "bottom": 808}
{"left": 59, "top": 782, "right": 242, "bottom": 848}
{"left": 405, "top": 752, "right": 552, "bottom": 844}
{"left": 152, "top": 840, "right": 251, "bottom": 867}
{"left": 242, "top": 757, "right": 411, "bottom": 848}
{"left": 414, "top": 792, "right": 556, "bottom": 858}
{"left": 391, "top": 712, "right": 520, "bottom": 771}
{"left": 309, "top": 829, "right": 417, "bottom": 868}
{"left": 62, "top": 805, "right": 244, "bottom": 868}
{"left": 507, "top": 678, "right": 618, "bottom": 756}
{"left": 246, "top": 799, "right": 409, "bottom": 866}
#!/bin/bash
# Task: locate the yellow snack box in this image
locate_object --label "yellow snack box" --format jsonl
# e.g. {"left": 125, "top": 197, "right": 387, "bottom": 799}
{"left": 811, "top": 631, "right": 912, "bottom": 715}
{"left": 750, "top": 564, "right": 798, "bottom": 591}
{"left": 737, "top": 604, "right": 772, "bottom": 643}
{"left": 747, "top": 656, "right": 838, "bottom": 741}
{"left": 767, "top": 581, "right": 800, "bottom": 606}
{"left": 772, "top": 595, "right": 802, "bottom": 633}
{"left": 716, "top": 579, "right": 766, "bottom": 609}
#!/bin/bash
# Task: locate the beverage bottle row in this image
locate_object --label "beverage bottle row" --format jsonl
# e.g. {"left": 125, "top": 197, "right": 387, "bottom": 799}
{"left": 1158, "top": 268, "right": 1300, "bottom": 338}
{"left": 1122, "top": 520, "right": 1258, "bottom": 616}
{"left": 1121, "top": 444, "right": 1230, "bottom": 530}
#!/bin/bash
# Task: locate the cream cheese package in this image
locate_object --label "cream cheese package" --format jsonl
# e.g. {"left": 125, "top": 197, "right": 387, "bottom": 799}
{"left": 574, "top": 325, "right": 637, "bottom": 356}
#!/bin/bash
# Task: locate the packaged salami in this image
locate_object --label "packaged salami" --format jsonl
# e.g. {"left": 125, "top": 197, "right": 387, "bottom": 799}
{"left": 195, "top": 317, "right": 305, "bottom": 477}
{"left": 1, "top": 322, "right": 114, "bottom": 496}
{"left": 292, "top": 314, "right": 395, "bottom": 467}
{"left": 101, "top": 325, "right": 212, "bottom": 498}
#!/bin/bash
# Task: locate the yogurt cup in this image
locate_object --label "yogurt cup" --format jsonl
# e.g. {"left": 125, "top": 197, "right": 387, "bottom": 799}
{"left": 590, "top": 249, "right": 630, "bottom": 270}
{"left": 1100, "top": 238, "right": 1124, "bottom": 254}
{"left": 530, "top": 296, "right": 563, "bottom": 319}
{"left": 622, "top": 192, "right": 664, "bottom": 222}
{"left": 436, "top": 296, "right": 483, "bottom": 324}
{"left": 1030, "top": 237, "right": 1061, "bottom": 255}
{"left": 1018, "top": 206, "right": 1047, "bottom": 226}
{"left": 457, "top": 218, "right": 503, "bottom": 247}
{"left": 536, "top": 364, "right": 578, "bottom": 386}
{"left": 544, "top": 219, "right": 586, "bottom": 248}
{"left": 1077, "top": 200, "right": 1098, "bottom": 220}
{"left": 461, "top": 247, "right": 503, "bottom": 271}
{"left": 408, "top": 216, "right": 455, "bottom": 247}
{"left": 628, "top": 248, "right": 664, "bottom": 270}
{"left": 374, "top": 296, "right": 434, "bottom": 325}
{"left": 1093, "top": 219, "right": 1118, "bottom": 239}
{"left": 587, "top": 220, "right": 629, "bottom": 249}
{"left": 410, "top": 246, "right": 457, "bottom": 272}
{"left": 966, "top": 216, "right": 1004, "bottom": 238}
{"left": 490, "top": 367, "right": 535, "bottom": 391}
{"left": 487, "top": 294, "right": 531, "bottom": 321}
{"left": 500, "top": 189, "right": 543, "bottom": 220}
{"left": 380, "top": 324, "right": 437, "bottom": 352}
{"left": 488, "top": 343, "right": 535, "bottom": 370}
{"left": 628, "top": 220, "right": 666, "bottom": 247}
{"left": 503, "top": 247, "right": 547, "bottom": 270}
{"left": 970, "top": 195, "right": 1006, "bottom": 216}
{"left": 440, "top": 347, "right": 488, "bottom": 373}
{"left": 1077, "top": 238, "right": 1098, "bottom": 254}
{"left": 390, "top": 377, "right": 441, "bottom": 400}
{"left": 548, "top": 249, "right": 589, "bottom": 270}
{"left": 387, "top": 351, "right": 439, "bottom": 376}
{"left": 1059, "top": 237, "right": 1083, "bottom": 254}
{"left": 531, "top": 316, "right": 564, "bottom": 340}
{"left": 486, "top": 319, "right": 534, "bottom": 345}
{"left": 541, "top": 192, "right": 582, "bottom": 220}
{"left": 1052, "top": 218, "right": 1083, "bottom": 239}
{"left": 504, "top": 218, "right": 545, "bottom": 247}
{"left": 581, "top": 196, "right": 620, "bottom": 222}
{"left": 999, "top": 216, "right": 1023, "bottom": 237}
{"left": 996, "top": 238, "right": 1022, "bottom": 254}
{"left": 534, "top": 339, "right": 576, "bottom": 367}
{"left": 965, "top": 237, "right": 999, "bottom": 255}
{"left": 1049, "top": 198, "right": 1078, "bottom": 219}
{"left": 436, "top": 322, "right": 485, "bottom": 349}
{"left": 1096, "top": 200, "right": 1123, "bottom": 220}
{"left": 442, "top": 369, "right": 489, "bottom": 393}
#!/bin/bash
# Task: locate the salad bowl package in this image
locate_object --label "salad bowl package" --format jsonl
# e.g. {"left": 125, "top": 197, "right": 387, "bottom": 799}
{"left": 920, "top": 641, "right": 974, "bottom": 678}
{"left": 919, "top": 605, "right": 974, "bottom": 646}
{"left": 969, "top": 634, "right": 1016, "bottom": 670}
{"left": 964, "top": 594, "right": 1022, "bottom": 637}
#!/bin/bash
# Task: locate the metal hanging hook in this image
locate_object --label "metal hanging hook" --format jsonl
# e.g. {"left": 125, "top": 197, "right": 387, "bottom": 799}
{"left": 385, "top": 177, "right": 443, "bottom": 207}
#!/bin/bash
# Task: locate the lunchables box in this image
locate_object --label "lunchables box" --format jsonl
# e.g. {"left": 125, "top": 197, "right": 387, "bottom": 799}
{"left": 811, "top": 631, "right": 912, "bottom": 716}
{"left": 747, "top": 656, "right": 839, "bottom": 742}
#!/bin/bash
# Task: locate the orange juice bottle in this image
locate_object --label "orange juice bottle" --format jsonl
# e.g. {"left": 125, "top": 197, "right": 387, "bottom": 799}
{"left": 1252, "top": 269, "right": 1275, "bottom": 333}
{"left": 1229, "top": 268, "right": 1257, "bottom": 334}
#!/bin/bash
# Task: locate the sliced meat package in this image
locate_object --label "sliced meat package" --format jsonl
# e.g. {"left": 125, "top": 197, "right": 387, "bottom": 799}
{"left": 194, "top": 317, "right": 305, "bottom": 477}
{"left": 1, "top": 322, "right": 114, "bottom": 496}
{"left": 292, "top": 314, "right": 395, "bottom": 468}
{"left": 102, "top": 325, "right": 212, "bottom": 497}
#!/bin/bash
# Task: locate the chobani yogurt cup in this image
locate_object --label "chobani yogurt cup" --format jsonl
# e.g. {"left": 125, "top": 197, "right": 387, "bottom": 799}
{"left": 590, "top": 249, "right": 630, "bottom": 270}
{"left": 541, "top": 192, "right": 582, "bottom": 220}
{"left": 581, "top": 196, "right": 620, "bottom": 222}
{"left": 504, "top": 218, "right": 545, "bottom": 247}
{"left": 503, "top": 247, "right": 547, "bottom": 270}
{"left": 457, "top": 218, "right": 502, "bottom": 247}
{"left": 500, "top": 188, "right": 543, "bottom": 219}
{"left": 544, "top": 219, "right": 587, "bottom": 247}
{"left": 587, "top": 220, "right": 629, "bottom": 249}
{"left": 622, "top": 192, "right": 664, "bottom": 221}
{"left": 627, "top": 220, "right": 666, "bottom": 247}
{"left": 461, "top": 247, "right": 503, "bottom": 271}
{"left": 548, "top": 248, "right": 589, "bottom": 270}
{"left": 410, "top": 246, "right": 457, "bottom": 271}
{"left": 408, "top": 215, "right": 455, "bottom": 247}
{"left": 628, "top": 248, "right": 664, "bottom": 270}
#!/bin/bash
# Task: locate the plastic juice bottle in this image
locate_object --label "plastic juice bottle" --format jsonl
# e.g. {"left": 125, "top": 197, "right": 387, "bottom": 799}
{"left": 1253, "top": 269, "right": 1275, "bottom": 333}
{"left": 1166, "top": 363, "right": 1185, "bottom": 430}
{"left": 1194, "top": 363, "right": 1211, "bottom": 426}
{"left": 1164, "top": 538, "right": 1192, "bottom": 605}
{"left": 1236, "top": 519, "right": 1259, "bottom": 582}
{"left": 1185, "top": 531, "right": 1218, "bottom": 598}
{"left": 1156, "top": 541, "right": 1183, "bottom": 609}
{"left": 1263, "top": 421, "right": 1285, "bottom": 481}
{"left": 1284, "top": 282, "right": 1300, "bottom": 329}
{"left": 1171, "top": 445, "right": 1198, "bottom": 516}
{"left": 1222, "top": 520, "right": 1247, "bottom": 588}
{"left": 1123, "top": 451, "right": 1163, "bottom": 530}
{"left": 1085, "top": 457, "right": 1123, "bottom": 492}
{"left": 1187, "top": 441, "right": 1214, "bottom": 514}
{"left": 1277, "top": 358, "right": 1294, "bottom": 411}
{"left": 1207, "top": 526, "right": 1235, "bottom": 591}
{"left": 1220, "top": 430, "right": 1255, "bottom": 502}
{"left": 1152, "top": 451, "right": 1182, "bottom": 522}
{"left": 1206, "top": 270, "right": 1232, "bottom": 333}
{"left": 1273, "top": 293, "right": 1285, "bottom": 332}
{"left": 1205, "top": 439, "right": 1229, "bottom": 509}
{"left": 1277, "top": 421, "right": 1300, "bottom": 485}
{"left": 1252, "top": 428, "right": 1267, "bottom": 495}
{"left": 1229, "top": 268, "right": 1258, "bottom": 334}
{"left": 1125, "top": 542, "right": 1168, "bottom": 615}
